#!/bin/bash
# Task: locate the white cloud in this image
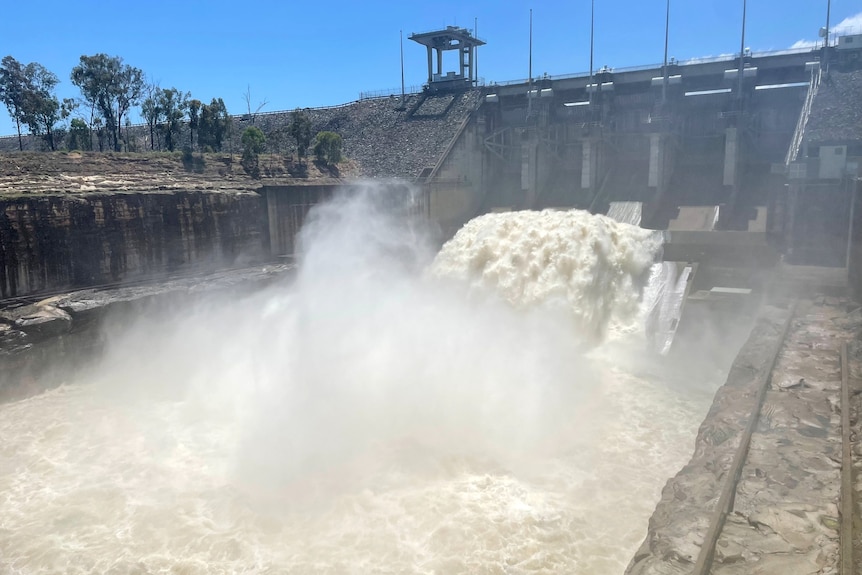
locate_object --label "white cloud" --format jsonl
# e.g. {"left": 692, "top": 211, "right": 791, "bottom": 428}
{"left": 833, "top": 12, "right": 862, "bottom": 35}
{"left": 786, "top": 11, "right": 862, "bottom": 50}
{"left": 791, "top": 39, "right": 819, "bottom": 49}
{"left": 682, "top": 53, "right": 735, "bottom": 65}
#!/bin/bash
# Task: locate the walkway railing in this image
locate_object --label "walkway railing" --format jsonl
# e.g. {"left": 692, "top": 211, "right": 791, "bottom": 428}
{"left": 486, "top": 45, "right": 822, "bottom": 89}
{"left": 359, "top": 85, "right": 425, "bottom": 100}
{"left": 785, "top": 66, "right": 821, "bottom": 166}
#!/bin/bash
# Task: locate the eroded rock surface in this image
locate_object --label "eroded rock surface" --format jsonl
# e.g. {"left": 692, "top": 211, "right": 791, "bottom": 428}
{"left": 0, "top": 264, "right": 292, "bottom": 401}
{"left": 626, "top": 298, "right": 858, "bottom": 575}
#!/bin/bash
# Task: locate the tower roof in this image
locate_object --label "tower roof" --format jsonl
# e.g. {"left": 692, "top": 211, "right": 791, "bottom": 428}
{"left": 409, "top": 26, "right": 485, "bottom": 49}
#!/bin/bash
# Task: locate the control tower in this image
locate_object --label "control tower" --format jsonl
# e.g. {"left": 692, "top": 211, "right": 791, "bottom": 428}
{"left": 409, "top": 26, "right": 485, "bottom": 90}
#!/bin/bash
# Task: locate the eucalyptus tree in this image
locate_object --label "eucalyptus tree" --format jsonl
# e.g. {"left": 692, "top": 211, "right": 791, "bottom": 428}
{"left": 0, "top": 56, "right": 30, "bottom": 150}
{"left": 0, "top": 56, "right": 67, "bottom": 151}
{"left": 156, "top": 88, "right": 190, "bottom": 152}
{"left": 288, "top": 109, "right": 312, "bottom": 162}
{"left": 140, "top": 81, "right": 162, "bottom": 150}
{"left": 198, "top": 98, "right": 230, "bottom": 152}
{"left": 71, "top": 54, "right": 144, "bottom": 151}
{"left": 19, "top": 63, "right": 63, "bottom": 150}
{"left": 188, "top": 99, "right": 201, "bottom": 150}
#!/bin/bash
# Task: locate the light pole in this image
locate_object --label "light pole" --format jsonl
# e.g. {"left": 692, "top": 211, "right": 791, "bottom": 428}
{"left": 737, "top": 0, "right": 746, "bottom": 101}
{"left": 825, "top": 0, "right": 832, "bottom": 72}
{"left": 474, "top": 17, "right": 479, "bottom": 85}
{"left": 662, "top": 0, "right": 670, "bottom": 104}
{"left": 589, "top": 0, "right": 595, "bottom": 106}
{"left": 528, "top": 8, "right": 533, "bottom": 118}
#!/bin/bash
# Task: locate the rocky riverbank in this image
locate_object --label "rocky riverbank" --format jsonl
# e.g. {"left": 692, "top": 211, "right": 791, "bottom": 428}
{"left": 626, "top": 296, "right": 861, "bottom": 575}
{"left": 0, "top": 264, "right": 292, "bottom": 401}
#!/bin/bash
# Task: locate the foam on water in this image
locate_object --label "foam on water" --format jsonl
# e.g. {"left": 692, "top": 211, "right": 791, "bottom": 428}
{"left": 430, "top": 210, "right": 663, "bottom": 343}
{"left": 0, "top": 190, "right": 734, "bottom": 574}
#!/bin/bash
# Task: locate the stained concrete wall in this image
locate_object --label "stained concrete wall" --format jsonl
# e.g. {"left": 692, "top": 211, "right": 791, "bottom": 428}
{"left": 0, "top": 191, "right": 267, "bottom": 298}
{"left": 426, "top": 114, "right": 487, "bottom": 237}
{"left": 262, "top": 184, "right": 337, "bottom": 257}
{"left": 471, "top": 59, "right": 810, "bottom": 228}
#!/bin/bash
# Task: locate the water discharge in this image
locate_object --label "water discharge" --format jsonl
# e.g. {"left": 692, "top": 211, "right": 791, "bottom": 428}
{"left": 0, "top": 188, "right": 744, "bottom": 574}
{"left": 430, "top": 209, "right": 663, "bottom": 344}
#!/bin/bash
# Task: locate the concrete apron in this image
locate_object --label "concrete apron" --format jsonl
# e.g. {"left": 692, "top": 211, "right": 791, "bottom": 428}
{"left": 626, "top": 296, "right": 860, "bottom": 575}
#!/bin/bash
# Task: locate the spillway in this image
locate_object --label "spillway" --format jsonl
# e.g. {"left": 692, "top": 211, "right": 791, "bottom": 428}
{"left": 0, "top": 193, "right": 748, "bottom": 574}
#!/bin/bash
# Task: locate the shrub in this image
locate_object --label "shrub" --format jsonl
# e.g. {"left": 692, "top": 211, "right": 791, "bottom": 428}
{"left": 67, "top": 118, "right": 91, "bottom": 151}
{"left": 241, "top": 126, "right": 266, "bottom": 178}
{"left": 313, "top": 131, "right": 343, "bottom": 165}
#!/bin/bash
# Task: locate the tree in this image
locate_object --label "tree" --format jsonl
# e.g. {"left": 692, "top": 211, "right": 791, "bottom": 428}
{"left": 70, "top": 54, "right": 144, "bottom": 151}
{"left": 140, "top": 81, "right": 161, "bottom": 150}
{"left": 19, "top": 63, "right": 62, "bottom": 151}
{"left": 67, "top": 118, "right": 91, "bottom": 151}
{"left": 240, "top": 126, "right": 266, "bottom": 178}
{"left": 71, "top": 54, "right": 117, "bottom": 149}
{"left": 242, "top": 85, "right": 268, "bottom": 125}
{"left": 0, "top": 57, "right": 67, "bottom": 151}
{"left": 288, "top": 109, "right": 312, "bottom": 162}
{"left": 188, "top": 99, "right": 201, "bottom": 150}
{"left": 92, "top": 117, "right": 106, "bottom": 152}
{"left": 155, "top": 88, "right": 189, "bottom": 152}
{"left": 0, "top": 56, "right": 29, "bottom": 150}
{"left": 113, "top": 64, "right": 144, "bottom": 150}
{"left": 265, "top": 126, "right": 287, "bottom": 172}
{"left": 198, "top": 98, "right": 230, "bottom": 152}
{"left": 313, "top": 131, "right": 343, "bottom": 165}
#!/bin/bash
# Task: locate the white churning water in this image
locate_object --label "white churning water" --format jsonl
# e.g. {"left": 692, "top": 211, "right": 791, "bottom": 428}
{"left": 0, "top": 192, "right": 738, "bottom": 574}
{"left": 430, "top": 210, "right": 663, "bottom": 344}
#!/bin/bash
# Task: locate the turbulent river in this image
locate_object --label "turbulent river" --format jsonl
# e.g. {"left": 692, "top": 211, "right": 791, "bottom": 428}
{"left": 0, "top": 192, "right": 744, "bottom": 574}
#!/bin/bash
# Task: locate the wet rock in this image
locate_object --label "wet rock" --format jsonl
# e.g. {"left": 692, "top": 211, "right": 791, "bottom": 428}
{"left": 0, "top": 323, "right": 29, "bottom": 355}
{"left": 7, "top": 304, "right": 72, "bottom": 339}
{"left": 626, "top": 300, "right": 853, "bottom": 575}
{"left": 0, "top": 264, "right": 293, "bottom": 399}
{"left": 625, "top": 307, "right": 792, "bottom": 575}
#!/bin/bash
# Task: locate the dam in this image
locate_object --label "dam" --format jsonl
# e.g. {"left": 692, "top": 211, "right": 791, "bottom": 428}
{"left": 1, "top": 25, "right": 862, "bottom": 575}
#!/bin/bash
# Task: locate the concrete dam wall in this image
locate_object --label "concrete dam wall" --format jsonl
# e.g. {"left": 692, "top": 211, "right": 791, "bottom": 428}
{"left": 0, "top": 190, "right": 267, "bottom": 298}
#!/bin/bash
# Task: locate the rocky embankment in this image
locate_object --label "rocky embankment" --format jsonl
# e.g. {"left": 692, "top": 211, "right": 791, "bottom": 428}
{"left": 253, "top": 90, "right": 482, "bottom": 178}
{"left": 0, "top": 89, "right": 482, "bottom": 180}
{"left": 0, "top": 151, "right": 350, "bottom": 196}
{"left": 806, "top": 69, "right": 862, "bottom": 145}
{"left": 626, "top": 297, "right": 861, "bottom": 575}
{"left": 0, "top": 264, "right": 292, "bottom": 401}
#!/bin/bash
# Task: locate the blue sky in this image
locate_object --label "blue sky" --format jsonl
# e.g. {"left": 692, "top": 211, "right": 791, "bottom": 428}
{"left": 1, "top": 0, "right": 860, "bottom": 137}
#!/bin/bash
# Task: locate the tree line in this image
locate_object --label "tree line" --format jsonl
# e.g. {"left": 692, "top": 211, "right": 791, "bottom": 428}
{"left": 0, "top": 53, "right": 342, "bottom": 176}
